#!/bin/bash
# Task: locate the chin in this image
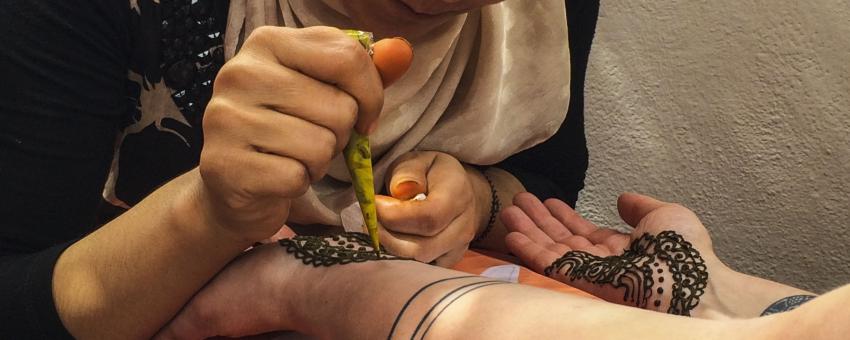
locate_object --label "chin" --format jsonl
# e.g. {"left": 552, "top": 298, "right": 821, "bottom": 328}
{"left": 342, "top": 0, "right": 465, "bottom": 39}
{"left": 400, "top": 0, "right": 504, "bottom": 15}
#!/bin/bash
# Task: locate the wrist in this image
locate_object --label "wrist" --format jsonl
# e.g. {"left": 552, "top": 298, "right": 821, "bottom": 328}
{"left": 174, "top": 168, "right": 256, "bottom": 250}
{"left": 286, "top": 258, "right": 396, "bottom": 338}
{"left": 468, "top": 167, "right": 524, "bottom": 252}
{"left": 693, "top": 259, "right": 815, "bottom": 319}
{"left": 464, "top": 166, "right": 495, "bottom": 238}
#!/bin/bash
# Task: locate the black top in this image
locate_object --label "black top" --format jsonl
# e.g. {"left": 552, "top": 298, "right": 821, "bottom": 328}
{"left": 0, "top": 0, "right": 598, "bottom": 337}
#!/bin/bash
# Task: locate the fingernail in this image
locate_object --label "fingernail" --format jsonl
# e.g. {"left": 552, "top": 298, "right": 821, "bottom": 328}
{"left": 394, "top": 37, "right": 413, "bottom": 49}
{"left": 393, "top": 180, "right": 424, "bottom": 200}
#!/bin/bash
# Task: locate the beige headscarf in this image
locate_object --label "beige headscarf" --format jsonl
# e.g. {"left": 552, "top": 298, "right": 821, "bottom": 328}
{"left": 224, "top": 0, "right": 571, "bottom": 226}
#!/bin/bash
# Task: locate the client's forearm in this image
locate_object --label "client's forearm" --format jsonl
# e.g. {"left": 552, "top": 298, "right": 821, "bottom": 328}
{"left": 316, "top": 265, "right": 764, "bottom": 339}
{"left": 775, "top": 283, "right": 850, "bottom": 339}
{"left": 699, "top": 262, "right": 815, "bottom": 319}
{"left": 281, "top": 235, "right": 761, "bottom": 340}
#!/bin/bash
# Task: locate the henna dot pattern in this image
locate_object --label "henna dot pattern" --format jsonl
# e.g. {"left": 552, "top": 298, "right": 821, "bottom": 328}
{"left": 278, "top": 232, "right": 410, "bottom": 267}
{"left": 543, "top": 231, "right": 708, "bottom": 316}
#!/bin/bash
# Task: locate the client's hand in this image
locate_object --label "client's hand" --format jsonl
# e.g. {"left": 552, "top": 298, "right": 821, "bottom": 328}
{"left": 504, "top": 193, "right": 723, "bottom": 317}
{"left": 503, "top": 192, "right": 814, "bottom": 319}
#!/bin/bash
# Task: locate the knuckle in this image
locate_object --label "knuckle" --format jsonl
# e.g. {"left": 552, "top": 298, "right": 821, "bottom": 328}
{"left": 335, "top": 34, "right": 367, "bottom": 56}
{"left": 326, "top": 38, "right": 370, "bottom": 76}
{"left": 302, "top": 25, "right": 343, "bottom": 39}
{"left": 244, "top": 25, "right": 280, "bottom": 46}
{"left": 199, "top": 149, "right": 227, "bottom": 184}
{"left": 315, "top": 128, "right": 338, "bottom": 162}
{"left": 335, "top": 93, "right": 359, "bottom": 131}
{"left": 285, "top": 162, "right": 311, "bottom": 196}
{"left": 214, "top": 58, "right": 253, "bottom": 90}
{"left": 202, "top": 98, "right": 235, "bottom": 131}
{"left": 304, "top": 129, "right": 336, "bottom": 181}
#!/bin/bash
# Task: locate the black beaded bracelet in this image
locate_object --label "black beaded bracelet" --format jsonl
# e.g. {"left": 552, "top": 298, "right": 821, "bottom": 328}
{"left": 473, "top": 168, "right": 501, "bottom": 244}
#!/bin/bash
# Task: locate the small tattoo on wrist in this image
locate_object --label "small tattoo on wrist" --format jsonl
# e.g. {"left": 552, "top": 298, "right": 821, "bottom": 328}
{"left": 760, "top": 295, "right": 817, "bottom": 316}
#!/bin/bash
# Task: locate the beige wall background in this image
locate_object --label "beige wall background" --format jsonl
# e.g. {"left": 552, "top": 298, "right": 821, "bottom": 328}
{"left": 578, "top": 1, "right": 850, "bottom": 292}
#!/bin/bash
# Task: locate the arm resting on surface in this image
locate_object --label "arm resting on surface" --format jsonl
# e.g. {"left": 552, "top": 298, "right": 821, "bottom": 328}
{"left": 54, "top": 169, "right": 252, "bottom": 339}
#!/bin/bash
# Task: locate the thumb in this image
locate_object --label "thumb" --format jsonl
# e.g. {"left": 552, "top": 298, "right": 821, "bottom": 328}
{"left": 373, "top": 37, "right": 414, "bottom": 88}
{"left": 385, "top": 152, "right": 433, "bottom": 200}
{"left": 356, "top": 37, "right": 414, "bottom": 135}
{"left": 617, "top": 192, "right": 667, "bottom": 228}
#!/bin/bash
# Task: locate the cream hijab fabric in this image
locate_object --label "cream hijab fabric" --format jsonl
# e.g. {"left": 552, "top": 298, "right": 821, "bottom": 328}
{"left": 225, "top": 0, "right": 571, "bottom": 226}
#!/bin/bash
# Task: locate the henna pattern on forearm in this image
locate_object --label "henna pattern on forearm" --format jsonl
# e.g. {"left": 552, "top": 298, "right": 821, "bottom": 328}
{"left": 278, "top": 232, "right": 409, "bottom": 266}
{"left": 278, "top": 234, "right": 508, "bottom": 339}
{"left": 544, "top": 230, "right": 708, "bottom": 316}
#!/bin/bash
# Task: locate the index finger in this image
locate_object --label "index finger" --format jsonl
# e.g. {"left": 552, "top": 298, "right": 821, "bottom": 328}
{"left": 245, "top": 26, "right": 384, "bottom": 135}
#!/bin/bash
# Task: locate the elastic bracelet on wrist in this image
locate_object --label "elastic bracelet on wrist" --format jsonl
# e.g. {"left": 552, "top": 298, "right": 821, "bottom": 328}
{"left": 473, "top": 167, "right": 501, "bottom": 245}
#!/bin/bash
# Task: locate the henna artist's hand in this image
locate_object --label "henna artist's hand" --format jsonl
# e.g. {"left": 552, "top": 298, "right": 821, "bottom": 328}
{"left": 375, "top": 151, "right": 493, "bottom": 266}
{"left": 196, "top": 26, "right": 383, "bottom": 244}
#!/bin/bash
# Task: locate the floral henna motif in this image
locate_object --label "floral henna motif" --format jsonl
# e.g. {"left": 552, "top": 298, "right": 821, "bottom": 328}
{"left": 278, "top": 232, "right": 409, "bottom": 267}
{"left": 544, "top": 231, "right": 708, "bottom": 316}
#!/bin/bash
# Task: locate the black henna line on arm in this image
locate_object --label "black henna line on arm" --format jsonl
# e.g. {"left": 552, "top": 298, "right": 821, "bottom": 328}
{"left": 544, "top": 230, "right": 708, "bottom": 316}
{"left": 387, "top": 277, "right": 511, "bottom": 340}
{"left": 418, "top": 282, "right": 510, "bottom": 340}
{"left": 387, "top": 276, "right": 479, "bottom": 340}
{"left": 760, "top": 295, "right": 817, "bottom": 316}
{"left": 409, "top": 280, "right": 505, "bottom": 340}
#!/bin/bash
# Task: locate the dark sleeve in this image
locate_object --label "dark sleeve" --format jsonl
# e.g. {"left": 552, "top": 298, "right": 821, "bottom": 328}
{"left": 0, "top": 0, "right": 130, "bottom": 337}
{"left": 496, "top": 0, "right": 600, "bottom": 207}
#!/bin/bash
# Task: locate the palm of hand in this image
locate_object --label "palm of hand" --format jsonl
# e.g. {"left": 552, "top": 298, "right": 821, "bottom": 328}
{"left": 503, "top": 192, "right": 715, "bottom": 312}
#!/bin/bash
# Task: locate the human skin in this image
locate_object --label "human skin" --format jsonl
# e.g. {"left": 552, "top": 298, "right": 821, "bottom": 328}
{"left": 502, "top": 192, "right": 814, "bottom": 319}
{"left": 325, "top": 0, "right": 504, "bottom": 38}
{"left": 327, "top": 0, "right": 530, "bottom": 267}
{"left": 51, "top": 1, "right": 531, "bottom": 337}
{"left": 154, "top": 230, "right": 850, "bottom": 340}
{"left": 52, "top": 26, "right": 383, "bottom": 339}
{"left": 374, "top": 151, "right": 491, "bottom": 266}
